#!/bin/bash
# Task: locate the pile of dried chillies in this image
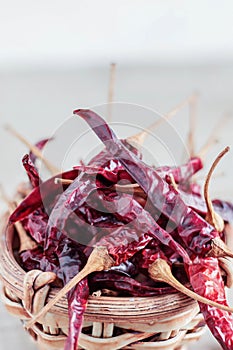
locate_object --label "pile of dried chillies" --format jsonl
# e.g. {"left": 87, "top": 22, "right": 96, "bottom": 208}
{"left": 3, "top": 108, "right": 233, "bottom": 350}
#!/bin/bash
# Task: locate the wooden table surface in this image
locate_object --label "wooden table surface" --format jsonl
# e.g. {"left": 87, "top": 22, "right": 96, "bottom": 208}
{"left": 1, "top": 64, "right": 233, "bottom": 349}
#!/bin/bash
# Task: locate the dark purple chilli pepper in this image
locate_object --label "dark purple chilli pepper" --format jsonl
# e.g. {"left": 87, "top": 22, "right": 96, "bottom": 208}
{"left": 22, "top": 154, "right": 40, "bottom": 188}
{"left": 74, "top": 108, "right": 225, "bottom": 257}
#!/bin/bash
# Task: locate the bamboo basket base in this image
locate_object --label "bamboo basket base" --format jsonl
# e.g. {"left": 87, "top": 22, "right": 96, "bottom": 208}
{"left": 0, "top": 215, "right": 207, "bottom": 350}
{"left": 0, "top": 285, "right": 207, "bottom": 350}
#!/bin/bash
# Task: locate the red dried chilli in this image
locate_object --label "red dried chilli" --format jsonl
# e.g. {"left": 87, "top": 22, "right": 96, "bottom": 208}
{"left": 22, "top": 154, "right": 40, "bottom": 188}
{"left": 70, "top": 108, "right": 233, "bottom": 349}
{"left": 74, "top": 109, "right": 223, "bottom": 256}
{"left": 156, "top": 156, "right": 203, "bottom": 186}
{"left": 65, "top": 278, "right": 89, "bottom": 350}
{"left": 188, "top": 257, "right": 233, "bottom": 350}
{"left": 5, "top": 107, "right": 233, "bottom": 350}
{"left": 180, "top": 189, "right": 233, "bottom": 223}
{"left": 9, "top": 169, "right": 80, "bottom": 222}
{"left": 88, "top": 270, "right": 177, "bottom": 296}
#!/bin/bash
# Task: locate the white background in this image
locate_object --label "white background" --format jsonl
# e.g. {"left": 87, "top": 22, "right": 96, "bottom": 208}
{"left": 1, "top": 0, "right": 233, "bottom": 69}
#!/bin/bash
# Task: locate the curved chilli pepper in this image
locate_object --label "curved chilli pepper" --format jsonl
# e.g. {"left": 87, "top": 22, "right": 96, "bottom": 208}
{"left": 29, "top": 137, "right": 51, "bottom": 165}
{"left": 74, "top": 109, "right": 220, "bottom": 256}
{"left": 88, "top": 270, "right": 176, "bottom": 297}
{"left": 47, "top": 239, "right": 89, "bottom": 350}
{"left": 89, "top": 135, "right": 202, "bottom": 193}
{"left": 65, "top": 278, "right": 89, "bottom": 350}
{"left": 9, "top": 167, "right": 94, "bottom": 223}
{"left": 22, "top": 207, "right": 48, "bottom": 244}
{"left": 55, "top": 237, "right": 88, "bottom": 350}
{"left": 188, "top": 256, "right": 233, "bottom": 350}
{"left": 33, "top": 217, "right": 89, "bottom": 350}
{"left": 22, "top": 154, "right": 40, "bottom": 188}
{"left": 156, "top": 156, "right": 203, "bottom": 186}
{"left": 20, "top": 216, "right": 89, "bottom": 350}
{"left": 180, "top": 190, "right": 233, "bottom": 223}
{"left": 90, "top": 136, "right": 202, "bottom": 191}
{"left": 9, "top": 165, "right": 134, "bottom": 224}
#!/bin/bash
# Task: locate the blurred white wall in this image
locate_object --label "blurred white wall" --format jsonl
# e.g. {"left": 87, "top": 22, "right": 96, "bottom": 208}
{"left": 1, "top": 0, "right": 233, "bottom": 69}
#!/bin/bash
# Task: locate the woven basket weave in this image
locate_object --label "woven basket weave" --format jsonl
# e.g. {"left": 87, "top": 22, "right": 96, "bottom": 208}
{"left": 0, "top": 213, "right": 206, "bottom": 350}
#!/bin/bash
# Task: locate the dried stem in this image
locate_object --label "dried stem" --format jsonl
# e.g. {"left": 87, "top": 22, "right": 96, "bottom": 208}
{"left": 148, "top": 258, "right": 233, "bottom": 313}
{"left": 168, "top": 174, "right": 179, "bottom": 192}
{"left": 187, "top": 92, "right": 199, "bottom": 157}
{"left": 54, "top": 178, "right": 145, "bottom": 197}
{"left": 127, "top": 93, "right": 197, "bottom": 148}
{"left": 0, "top": 185, "right": 37, "bottom": 253}
{"left": 219, "top": 257, "right": 233, "bottom": 288}
{"left": 26, "top": 246, "right": 114, "bottom": 329}
{"left": 114, "top": 183, "right": 146, "bottom": 197}
{"left": 54, "top": 178, "right": 73, "bottom": 185}
{"left": 5, "top": 125, "right": 59, "bottom": 176}
{"left": 208, "top": 237, "right": 233, "bottom": 259}
{"left": 107, "top": 63, "right": 116, "bottom": 122}
{"left": 204, "top": 146, "right": 230, "bottom": 232}
{"left": 198, "top": 114, "right": 231, "bottom": 160}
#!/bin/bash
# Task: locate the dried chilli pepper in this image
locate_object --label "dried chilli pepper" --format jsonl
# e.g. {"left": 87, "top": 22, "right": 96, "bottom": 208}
{"left": 75, "top": 108, "right": 233, "bottom": 259}
{"left": 188, "top": 257, "right": 233, "bottom": 350}
{"left": 88, "top": 270, "right": 176, "bottom": 297}
{"left": 26, "top": 186, "right": 233, "bottom": 331}
{"left": 156, "top": 156, "right": 203, "bottom": 186}
{"left": 65, "top": 278, "right": 89, "bottom": 350}
{"left": 6, "top": 101, "right": 233, "bottom": 350}
{"left": 22, "top": 154, "right": 40, "bottom": 188}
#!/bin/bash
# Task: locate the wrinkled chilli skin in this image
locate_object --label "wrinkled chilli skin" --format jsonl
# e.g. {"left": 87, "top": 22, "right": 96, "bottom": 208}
{"left": 11, "top": 112, "right": 233, "bottom": 350}
{"left": 188, "top": 257, "right": 233, "bottom": 350}
{"left": 74, "top": 108, "right": 233, "bottom": 349}
{"left": 75, "top": 109, "right": 219, "bottom": 256}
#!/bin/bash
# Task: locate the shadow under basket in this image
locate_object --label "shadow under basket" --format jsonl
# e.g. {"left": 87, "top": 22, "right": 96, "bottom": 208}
{"left": 0, "top": 214, "right": 206, "bottom": 350}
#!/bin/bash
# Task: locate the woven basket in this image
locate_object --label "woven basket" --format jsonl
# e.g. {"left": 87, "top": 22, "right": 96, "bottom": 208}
{"left": 0, "top": 213, "right": 206, "bottom": 350}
